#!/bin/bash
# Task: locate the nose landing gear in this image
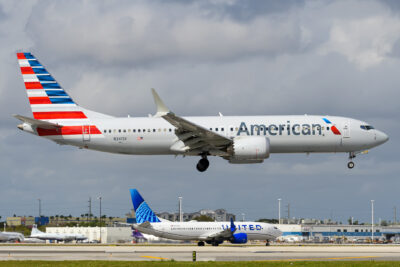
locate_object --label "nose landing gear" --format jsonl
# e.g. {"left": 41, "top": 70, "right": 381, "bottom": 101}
{"left": 348, "top": 152, "right": 356, "bottom": 169}
{"left": 196, "top": 155, "right": 209, "bottom": 172}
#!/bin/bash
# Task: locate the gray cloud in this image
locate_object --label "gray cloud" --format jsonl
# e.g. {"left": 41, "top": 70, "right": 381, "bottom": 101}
{"left": 0, "top": 0, "right": 398, "bottom": 223}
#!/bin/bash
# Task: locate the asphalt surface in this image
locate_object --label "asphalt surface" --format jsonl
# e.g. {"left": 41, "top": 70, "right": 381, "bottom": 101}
{"left": 0, "top": 245, "right": 399, "bottom": 261}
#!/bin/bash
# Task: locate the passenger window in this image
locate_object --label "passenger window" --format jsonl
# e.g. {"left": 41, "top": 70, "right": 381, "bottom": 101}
{"left": 153, "top": 129, "right": 156, "bottom": 132}
{"left": 147, "top": 129, "right": 150, "bottom": 132}
{"left": 221, "top": 128, "right": 224, "bottom": 131}
{"left": 169, "top": 129, "right": 172, "bottom": 132}
{"left": 133, "top": 129, "right": 136, "bottom": 133}
{"left": 123, "top": 129, "right": 126, "bottom": 133}
{"left": 138, "top": 129, "right": 141, "bottom": 132}
{"left": 327, "top": 127, "right": 330, "bottom": 130}
{"left": 103, "top": 130, "right": 107, "bottom": 133}
{"left": 118, "top": 129, "right": 121, "bottom": 133}
{"left": 230, "top": 127, "right": 233, "bottom": 131}
{"left": 215, "top": 128, "right": 218, "bottom": 131}
{"left": 108, "top": 130, "right": 111, "bottom": 133}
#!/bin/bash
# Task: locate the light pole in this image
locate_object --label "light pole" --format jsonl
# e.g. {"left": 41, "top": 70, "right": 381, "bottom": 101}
{"left": 241, "top": 213, "right": 245, "bottom": 222}
{"left": 278, "top": 198, "right": 281, "bottom": 224}
{"left": 178, "top": 197, "right": 183, "bottom": 222}
{"left": 98, "top": 196, "right": 102, "bottom": 243}
{"left": 38, "top": 199, "right": 41, "bottom": 218}
{"left": 371, "top": 200, "right": 375, "bottom": 243}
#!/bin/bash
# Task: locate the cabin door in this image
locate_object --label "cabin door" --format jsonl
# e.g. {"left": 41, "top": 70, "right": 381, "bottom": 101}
{"left": 82, "top": 125, "right": 91, "bottom": 142}
{"left": 342, "top": 121, "right": 350, "bottom": 138}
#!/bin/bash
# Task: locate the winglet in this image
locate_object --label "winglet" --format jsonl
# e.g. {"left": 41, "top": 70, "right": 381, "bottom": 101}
{"left": 151, "top": 89, "right": 170, "bottom": 117}
{"left": 230, "top": 218, "right": 236, "bottom": 233}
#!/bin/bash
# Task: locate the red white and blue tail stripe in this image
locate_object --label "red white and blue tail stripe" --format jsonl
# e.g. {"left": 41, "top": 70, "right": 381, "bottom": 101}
{"left": 17, "top": 52, "right": 102, "bottom": 137}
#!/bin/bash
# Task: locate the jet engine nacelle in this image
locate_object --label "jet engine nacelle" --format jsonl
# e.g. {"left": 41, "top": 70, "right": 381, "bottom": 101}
{"left": 229, "top": 136, "right": 270, "bottom": 163}
{"left": 230, "top": 233, "right": 248, "bottom": 244}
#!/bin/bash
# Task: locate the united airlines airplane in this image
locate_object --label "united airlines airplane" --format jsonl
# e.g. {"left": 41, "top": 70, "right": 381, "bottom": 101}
{"left": 14, "top": 52, "right": 389, "bottom": 172}
{"left": 130, "top": 189, "right": 282, "bottom": 246}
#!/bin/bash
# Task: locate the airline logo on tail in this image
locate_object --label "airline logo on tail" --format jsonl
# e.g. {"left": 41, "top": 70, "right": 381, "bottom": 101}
{"left": 17, "top": 52, "right": 77, "bottom": 110}
{"left": 130, "top": 189, "right": 161, "bottom": 224}
{"left": 16, "top": 52, "right": 102, "bottom": 137}
{"left": 322, "top": 118, "right": 341, "bottom": 135}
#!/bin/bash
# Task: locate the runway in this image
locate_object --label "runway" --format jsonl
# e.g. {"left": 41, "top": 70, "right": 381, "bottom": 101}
{"left": 0, "top": 245, "right": 399, "bottom": 261}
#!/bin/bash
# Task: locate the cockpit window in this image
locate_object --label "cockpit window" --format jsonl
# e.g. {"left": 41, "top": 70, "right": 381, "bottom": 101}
{"left": 360, "top": 125, "right": 374, "bottom": 130}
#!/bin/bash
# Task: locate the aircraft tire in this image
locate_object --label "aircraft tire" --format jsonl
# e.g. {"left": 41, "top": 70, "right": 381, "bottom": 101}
{"left": 347, "top": 161, "right": 355, "bottom": 169}
{"left": 196, "top": 158, "right": 209, "bottom": 172}
{"left": 198, "top": 241, "right": 205, "bottom": 246}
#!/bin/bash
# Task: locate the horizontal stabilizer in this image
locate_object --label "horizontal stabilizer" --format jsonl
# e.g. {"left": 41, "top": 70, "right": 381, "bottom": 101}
{"left": 138, "top": 221, "right": 152, "bottom": 228}
{"left": 13, "top": 114, "right": 62, "bottom": 129}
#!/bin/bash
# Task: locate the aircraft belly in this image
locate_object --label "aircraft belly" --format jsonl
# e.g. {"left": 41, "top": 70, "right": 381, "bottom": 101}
{"left": 270, "top": 136, "right": 341, "bottom": 153}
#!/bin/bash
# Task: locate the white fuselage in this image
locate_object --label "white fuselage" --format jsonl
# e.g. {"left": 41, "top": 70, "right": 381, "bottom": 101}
{"left": 31, "top": 232, "right": 86, "bottom": 241}
{"left": 0, "top": 232, "right": 24, "bottom": 242}
{"left": 42, "top": 114, "right": 388, "bottom": 156}
{"left": 134, "top": 221, "right": 281, "bottom": 242}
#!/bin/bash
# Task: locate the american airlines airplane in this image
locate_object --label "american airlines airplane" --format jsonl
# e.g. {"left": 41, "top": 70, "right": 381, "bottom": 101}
{"left": 14, "top": 52, "right": 389, "bottom": 172}
{"left": 130, "top": 189, "right": 282, "bottom": 246}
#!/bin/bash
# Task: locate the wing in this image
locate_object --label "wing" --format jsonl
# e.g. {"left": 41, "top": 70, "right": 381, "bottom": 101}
{"left": 202, "top": 218, "right": 237, "bottom": 241}
{"left": 203, "top": 228, "right": 233, "bottom": 240}
{"left": 151, "top": 89, "right": 232, "bottom": 155}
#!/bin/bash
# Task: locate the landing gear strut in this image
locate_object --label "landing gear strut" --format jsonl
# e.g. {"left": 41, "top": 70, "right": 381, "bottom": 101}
{"left": 198, "top": 241, "right": 205, "bottom": 246}
{"left": 196, "top": 155, "right": 209, "bottom": 172}
{"left": 348, "top": 152, "right": 356, "bottom": 169}
{"left": 266, "top": 240, "right": 270, "bottom": 246}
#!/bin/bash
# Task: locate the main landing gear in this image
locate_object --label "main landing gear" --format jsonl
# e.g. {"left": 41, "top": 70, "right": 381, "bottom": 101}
{"left": 196, "top": 155, "right": 209, "bottom": 172}
{"left": 348, "top": 152, "right": 356, "bottom": 169}
{"left": 198, "top": 241, "right": 205, "bottom": 246}
{"left": 266, "top": 240, "right": 270, "bottom": 246}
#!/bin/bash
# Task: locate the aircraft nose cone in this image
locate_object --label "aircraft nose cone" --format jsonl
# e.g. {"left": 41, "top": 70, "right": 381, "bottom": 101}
{"left": 376, "top": 131, "right": 389, "bottom": 145}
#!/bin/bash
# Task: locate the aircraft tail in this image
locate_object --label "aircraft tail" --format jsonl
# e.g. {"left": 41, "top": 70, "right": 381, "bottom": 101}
{"left": 17, "top": 52, "right": 84, "bottom": 117}
{"left": 130, "top": 189, "right": 161, "bottom": 224}
{"left": 16, "top": 52, "right": 112, "bottom": 137}
{"left": 31, "top": 224, "right": 43, "bottom": 235}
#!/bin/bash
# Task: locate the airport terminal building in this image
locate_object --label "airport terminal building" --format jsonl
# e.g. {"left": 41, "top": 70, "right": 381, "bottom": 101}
{"left": 277, "top": 224, "right": 400, "bottom": 242}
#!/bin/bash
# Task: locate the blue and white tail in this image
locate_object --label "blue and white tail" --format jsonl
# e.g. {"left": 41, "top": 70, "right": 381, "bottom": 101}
{"left": 130, "top": 189, "right": 161, "bottom": 224}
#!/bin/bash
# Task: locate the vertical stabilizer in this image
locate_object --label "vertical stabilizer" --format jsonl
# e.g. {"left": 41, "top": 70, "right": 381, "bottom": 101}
{"left": 16, "top": 52, "right": 110, "bottom": 137}
{"left": 130, "top": 189, "right": 161, "bottom": 223}
{"left": 31, "top": 224, "right": 43, "bottom": 235}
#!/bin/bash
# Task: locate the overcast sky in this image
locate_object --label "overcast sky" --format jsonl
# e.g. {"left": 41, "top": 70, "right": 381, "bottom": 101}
{"left": 0, "top": 0, "right": 399, "bottom": 223}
